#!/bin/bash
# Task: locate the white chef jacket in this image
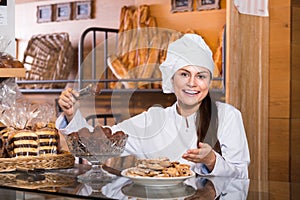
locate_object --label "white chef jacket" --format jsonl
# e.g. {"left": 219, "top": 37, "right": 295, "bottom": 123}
{"left": 56, "top": 101, "right": 250, "bottom": 179}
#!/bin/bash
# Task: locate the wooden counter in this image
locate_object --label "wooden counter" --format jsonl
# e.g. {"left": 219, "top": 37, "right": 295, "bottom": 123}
{"left": 0, "top": 68, "right": 26, "bottom": 78}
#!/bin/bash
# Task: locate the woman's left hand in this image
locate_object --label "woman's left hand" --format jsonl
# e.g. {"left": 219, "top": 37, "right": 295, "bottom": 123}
{"left": 182, "top": 142, "right": 216, "bottom": 171}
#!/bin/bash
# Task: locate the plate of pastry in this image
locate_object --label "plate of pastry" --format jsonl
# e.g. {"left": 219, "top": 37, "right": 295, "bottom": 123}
{"left": 121, "top": 158, "right": 195, "bottom": 186}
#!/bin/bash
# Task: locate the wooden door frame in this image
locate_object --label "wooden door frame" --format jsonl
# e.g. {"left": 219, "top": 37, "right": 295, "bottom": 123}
{"left": 226, "top": 0, "right": 269, "bottom": 180}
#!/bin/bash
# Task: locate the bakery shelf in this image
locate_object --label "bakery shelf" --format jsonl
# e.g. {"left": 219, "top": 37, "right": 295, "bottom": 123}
{"left": 0, "top": 68, "right": 26, "bottom": 78}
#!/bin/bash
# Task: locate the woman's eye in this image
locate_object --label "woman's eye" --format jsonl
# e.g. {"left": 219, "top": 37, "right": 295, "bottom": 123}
{"left": 197, "top": 74, "right": 207, "bottom": 79}
{"left": 181, "top": 72, "right": 189, "bottom": 77}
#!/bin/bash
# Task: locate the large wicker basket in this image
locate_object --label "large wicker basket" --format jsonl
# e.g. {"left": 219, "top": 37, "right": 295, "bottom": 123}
{"left": 0, "top": 152, "right": 75, "bottom": 172}
{"left": 19, "top": 32, "right": 74, "bottom": 89}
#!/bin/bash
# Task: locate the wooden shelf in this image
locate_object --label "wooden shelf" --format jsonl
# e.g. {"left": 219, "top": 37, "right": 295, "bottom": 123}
{"left": 0, "top": 68, "right": 26, "bottom": 78}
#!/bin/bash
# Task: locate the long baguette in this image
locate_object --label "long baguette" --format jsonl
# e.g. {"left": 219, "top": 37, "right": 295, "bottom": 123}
{"left": 136, "top": 24, "right": 149, "bottom": 78}
{"left": 138, "top": 34, "right": 161, "bottom": 88}
{"left": 120, "top": 8, "right": 134, "bottom": 65}
{"left": 117, "top": 6, "right": 128, "bottom": 57}
{"left": 146, "top": 16, "right": 157, "bottom": 41}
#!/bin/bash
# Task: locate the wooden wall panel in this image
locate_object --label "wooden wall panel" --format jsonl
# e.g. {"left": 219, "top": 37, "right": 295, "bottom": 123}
{"left": 269, "top": 3, "right": 291, "bottom": 119}
{"left": 291, "top": 6, "right": 300, "bottom": 119}
{"left": 268, "top": 119, "right": 290, "bottom": 181}
{"left": 291, "top": 119, "right": 300, "bottom": 182}
{"left": 226, "top": 0, "right": 269, "bottom": 180}
{"left": 268, "top": 0, "right": 291, "bottom": 182}
{"left": 269, "top": 182, "right": 290, "bottom": 200}
{"left": 291, "top": 80, "right": 300, "bottom": 119}
{"left": 292, "top": 0, "right": 300, "bottom": 7}
{"left": 291, "top": 4, "right": 300, "bottom": 183}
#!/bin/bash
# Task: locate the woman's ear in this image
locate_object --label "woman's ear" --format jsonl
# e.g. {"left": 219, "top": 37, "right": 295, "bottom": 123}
{"left": 171, "top": 76, "right": 175, "bottom": 88}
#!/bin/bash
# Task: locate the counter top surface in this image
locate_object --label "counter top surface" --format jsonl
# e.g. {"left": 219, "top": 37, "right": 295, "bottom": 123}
{"left": 0, "top": 157, "right": 299, "bottom": 200}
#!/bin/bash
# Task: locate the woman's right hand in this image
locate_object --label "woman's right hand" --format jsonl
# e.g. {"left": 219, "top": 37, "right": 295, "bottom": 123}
{"left": 58, "top": 88, "right": 79, "bottom": 122}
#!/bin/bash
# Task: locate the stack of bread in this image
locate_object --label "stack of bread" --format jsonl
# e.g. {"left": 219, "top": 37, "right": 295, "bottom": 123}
{"left": 1, "top": 125, "right": 59, "bottom": 158}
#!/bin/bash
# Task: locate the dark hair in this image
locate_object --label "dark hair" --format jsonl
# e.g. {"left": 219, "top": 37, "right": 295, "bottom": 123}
{"left": 196, "top": 92, "right": 221, "bottom": 155}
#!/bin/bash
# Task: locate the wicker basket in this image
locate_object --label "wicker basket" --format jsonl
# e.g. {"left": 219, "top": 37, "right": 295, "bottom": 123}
{"left": 0, "top": 173, "right": 76, "bottom": 190}
{"left": 20, "top": 32, "right": 74, "bottom": 89}
{"left": 0, "top": 152, "right": 75, "bottom": 172}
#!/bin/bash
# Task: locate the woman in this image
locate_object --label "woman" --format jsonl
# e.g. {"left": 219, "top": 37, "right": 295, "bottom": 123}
{"left": 56, "top": 34, "right": 250, "bottom": 178}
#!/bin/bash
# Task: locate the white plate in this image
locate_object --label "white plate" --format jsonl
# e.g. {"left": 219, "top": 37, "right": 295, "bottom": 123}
{"left": 121, "top": 167, "right": 195, "bottom": 186}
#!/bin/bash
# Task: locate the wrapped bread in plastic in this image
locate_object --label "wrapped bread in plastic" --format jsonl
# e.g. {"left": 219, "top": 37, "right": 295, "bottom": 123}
{"left": 0, "top": 53, "right": 24, "bottom": 68}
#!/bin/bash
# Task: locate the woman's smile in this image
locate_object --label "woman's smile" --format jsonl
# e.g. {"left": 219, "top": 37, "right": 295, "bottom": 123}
{"left": 183, "top": 89, "right": 200, "bottom": 95}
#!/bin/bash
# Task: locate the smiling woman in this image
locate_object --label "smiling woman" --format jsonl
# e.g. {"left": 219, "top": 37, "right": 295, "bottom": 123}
{"left": 56, "top": 33, "right": 250, "bottom": 179}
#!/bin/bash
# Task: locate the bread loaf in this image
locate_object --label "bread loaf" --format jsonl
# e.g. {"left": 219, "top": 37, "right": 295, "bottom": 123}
{"left": 107, "top": 55, "right": 128, "bottom": 79}
{"left": 119, "top": 7, "right": 134, "bottom": 63}
{"left": 0, "top": 128, "right": 13, "bottom": 158}
{"left": 0, "top": 54, "right": 24, "bottom": 68}
{"left": 159, "top": 32, "right": 171, "bottom": 64}
{"left": 136, "top": 26, "right": 149, "bottom": 79}
{"left": 121, "top": 9, "right": 134, "bottom": 65}
{"left": 138, "top": 34, "right": 161, "bottom": 88}
{"left": 35, "top": 128, "right": 59, "bottom": 155}
{"left": 138, "top": 5, "right": 149, "bottom": 24}
{"left": 214, "top": 27, "right": 224, "bottom": 76}
{"left": 146, "top": 16, "right": 157, "bottom": 40}
{"left": 107, "top": 55, "right": 136, "bottom": 89}
{"left": 7, "top": 130, "right": 39, "bottom": 157}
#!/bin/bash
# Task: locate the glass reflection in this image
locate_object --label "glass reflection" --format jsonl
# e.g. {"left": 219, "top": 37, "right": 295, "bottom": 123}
{"left": 77, "top": 175, "right": 250, "bottom": 199}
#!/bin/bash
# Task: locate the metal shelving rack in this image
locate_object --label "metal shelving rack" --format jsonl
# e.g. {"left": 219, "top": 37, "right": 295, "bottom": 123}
{"left": 17, "top": 27, "right": 225, "bottom": 98}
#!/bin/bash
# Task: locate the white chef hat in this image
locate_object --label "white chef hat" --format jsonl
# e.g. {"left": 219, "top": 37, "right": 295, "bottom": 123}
{"left": 159, "top": 33, "right": 215, "bottom": 94}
